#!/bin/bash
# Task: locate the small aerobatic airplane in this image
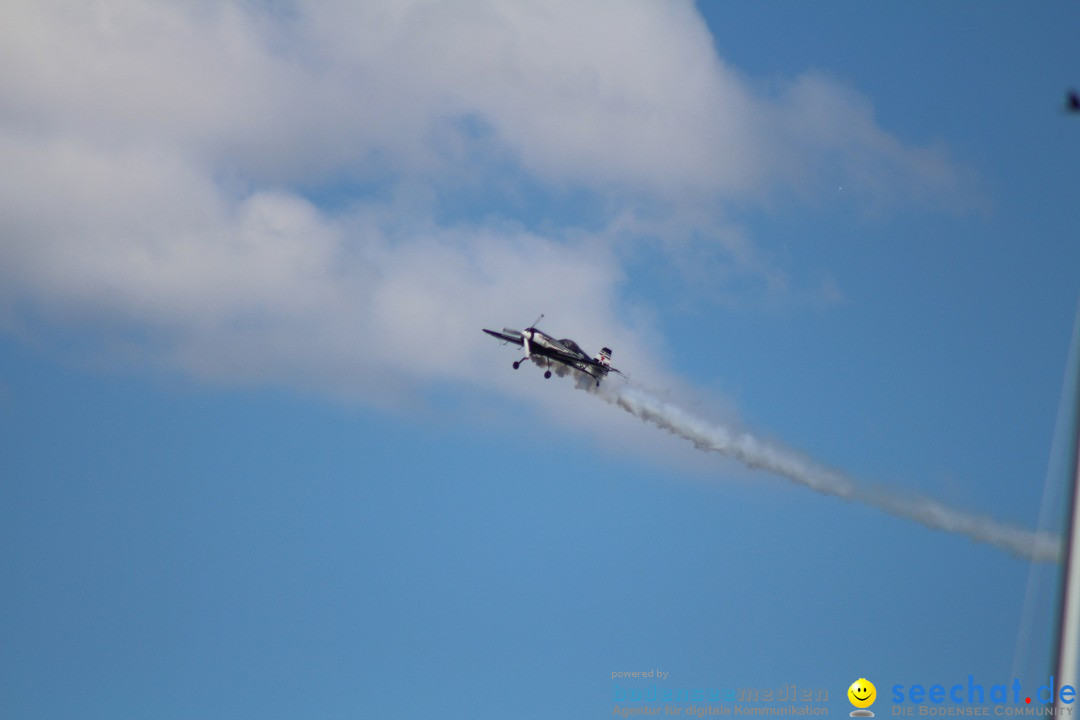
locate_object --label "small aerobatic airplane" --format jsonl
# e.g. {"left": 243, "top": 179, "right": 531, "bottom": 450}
{"left": 483, "top": 315, "right": 625, "bottom": 386}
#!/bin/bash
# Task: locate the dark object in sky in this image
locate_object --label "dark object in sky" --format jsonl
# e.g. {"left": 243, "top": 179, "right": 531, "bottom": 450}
{"left": 1067, "top": 89, "right": 1080, "bottom": 113}
{"left": 483, "top": 316, "right": 625, "bottom": 386}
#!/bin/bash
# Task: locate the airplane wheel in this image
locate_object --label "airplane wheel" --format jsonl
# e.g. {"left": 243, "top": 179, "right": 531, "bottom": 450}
{"left": 512, "top": 361, "right": 520, "bottom": 369}
{"left": 544, "top": 371, "right": 552, "bottom": 379}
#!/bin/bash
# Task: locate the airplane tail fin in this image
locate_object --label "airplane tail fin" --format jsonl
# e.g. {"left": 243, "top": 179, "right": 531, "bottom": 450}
{"left": 595, "top": 347, "right": 612, "bottom": 368}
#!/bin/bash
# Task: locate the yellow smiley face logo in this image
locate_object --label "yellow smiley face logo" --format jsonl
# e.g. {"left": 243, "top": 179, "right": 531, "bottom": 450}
{"left": 848, "top": 679, "right": 876, "bottom": 709}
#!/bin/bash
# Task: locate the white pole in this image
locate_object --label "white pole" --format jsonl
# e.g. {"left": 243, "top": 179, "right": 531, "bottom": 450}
{"left": 1054, "top": 308, "right": 1080, "bottom": 716}
{"left": 1055, "top": 445, "right": 1080, "bottom": 714}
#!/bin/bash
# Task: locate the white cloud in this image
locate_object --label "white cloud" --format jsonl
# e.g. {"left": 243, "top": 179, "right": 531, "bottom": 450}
{"left": 0, "top": 0, "right": 968, "bottom": 417}
{"left": 763, "top": 72, "right": 968, "bottom": 210}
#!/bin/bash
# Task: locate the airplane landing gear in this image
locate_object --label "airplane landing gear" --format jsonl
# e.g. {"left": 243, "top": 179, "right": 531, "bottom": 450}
{"left": 512, "top": 361, "right": 520, "bottom": 369}
{"left": 544, "top": 370, "right": 552, "bottom": 379}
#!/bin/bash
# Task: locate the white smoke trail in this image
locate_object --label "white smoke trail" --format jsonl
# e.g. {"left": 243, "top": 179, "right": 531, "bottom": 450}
{"left": 575, "top": 374, "right": 1060, "bottom": 563}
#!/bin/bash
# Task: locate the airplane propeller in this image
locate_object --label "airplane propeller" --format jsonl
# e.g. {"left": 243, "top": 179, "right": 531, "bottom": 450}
{"left": 513, "top": 314, "right": 543, "bottom": 370}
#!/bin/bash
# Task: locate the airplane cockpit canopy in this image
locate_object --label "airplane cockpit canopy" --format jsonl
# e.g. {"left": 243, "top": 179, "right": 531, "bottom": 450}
{"left": 558, "top": 339, "right": 588, "bottom": 358}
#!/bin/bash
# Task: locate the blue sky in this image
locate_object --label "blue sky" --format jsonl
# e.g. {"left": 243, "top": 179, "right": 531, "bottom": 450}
{"left": 1, "top": 2, "right": 1079, "bottom": 718}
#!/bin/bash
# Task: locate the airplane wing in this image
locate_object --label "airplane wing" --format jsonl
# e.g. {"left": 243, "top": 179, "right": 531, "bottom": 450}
{"left": 575, "top": 356, "right": 624, "bottom": 377}
{"left": 483, "top": 328, "right": 524, "bottom": 346}
{"left": 546, "top": 350, "right": 623, "bottom": 379}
